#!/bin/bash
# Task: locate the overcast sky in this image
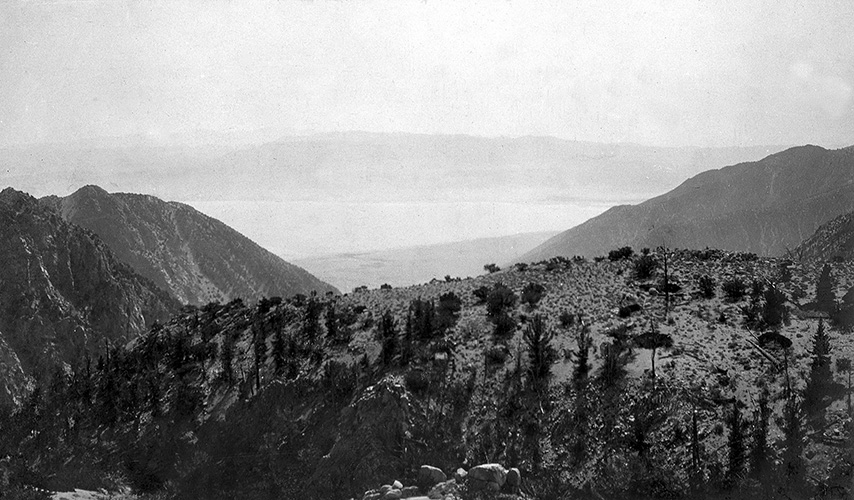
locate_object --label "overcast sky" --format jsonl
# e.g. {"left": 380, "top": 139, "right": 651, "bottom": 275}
{"left": 2, "top": 0, "right": 853, "bottom": 148}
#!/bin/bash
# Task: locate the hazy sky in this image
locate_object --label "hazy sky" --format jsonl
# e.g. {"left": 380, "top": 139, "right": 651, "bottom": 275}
{"left": 2, "top": 0, "right": 853, "bottom": 148}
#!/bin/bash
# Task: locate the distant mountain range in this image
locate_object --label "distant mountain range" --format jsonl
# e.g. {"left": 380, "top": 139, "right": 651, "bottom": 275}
{"left": 294, "top": 231, "right": 558, "bottom": 292}
{"left": 0, "top": 188, "right": 179, "bottom": 405}
{"left": 41, "top": 186, "right": 338, "bottom": 305}
{"left": 520, "top": 145, "right": 854, "bottom": 262}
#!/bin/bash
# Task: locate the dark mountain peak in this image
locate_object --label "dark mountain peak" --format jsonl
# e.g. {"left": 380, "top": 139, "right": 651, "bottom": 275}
{"left": 519, "top": 144, "right": 854, "bottom": 262}
{"left": 0, "top": 187, "right": 35, "bottom": 206}
{"left": 48, "top": 188, "right": 338, "bottom": 305}
{"left": 0, "top": 188, "right": 178, "bottom": 404}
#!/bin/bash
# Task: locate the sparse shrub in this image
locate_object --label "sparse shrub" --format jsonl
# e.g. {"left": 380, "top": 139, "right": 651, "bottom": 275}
{"left": 472, "top": 286, "right": 490, "bottom": 304}
{"left": 380, "top": 283, "right": 392, "bottom": 290}
{"left": 485, "top": 344, "right": 509, "bottom": 366}
{"left": 722, "top": 277, "right": 747, "bottom": 301}
{"left": 493, "top": 312, "right": 517, "bottom": 337}
{"left": 521, "top": 282, "right": 546, "bottom": 308}
{"left": 594, "top": 256, "right": 605, "bottom": 263}
{"left": 559, "top": 310, "right": 576, "bottom": 328}
{"left": 486, "top": 283, "right": 518, "bottom": 319}
{"left": 515, "top": 263, "right": 529, "bottom": 272}
{"left": 483, "top": 263, "right": 500, "bottom": 274}
{"left": 608, "top": 246, "right": 634, "bottom": 261}
{"left": 634, "top": 254, "right": 658, "bottom": 279}
{"left": 404, "top": 369, "right": 431, "bottom": 395}
{"left": 698, "top": 275, "right": 716, "bottom": 298}
{"left": 436, "top": 292, "right": 462, "bottom": 331}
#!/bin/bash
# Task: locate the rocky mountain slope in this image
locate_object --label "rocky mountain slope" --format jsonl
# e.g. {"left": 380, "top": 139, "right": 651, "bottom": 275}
{"left": 793, "top": 210, "right": 854, "bottom": 262}
{"left": 41, "top": 185, "right": 338, "bottom": 305}
{"left": 520, "top": 145, "right": 854, "bottom": 262}
{"left": 5, "top": 245, "right": 854, "bottom": 499}
{"left": 0, "top": 188, "right": 179, "bottom": 406}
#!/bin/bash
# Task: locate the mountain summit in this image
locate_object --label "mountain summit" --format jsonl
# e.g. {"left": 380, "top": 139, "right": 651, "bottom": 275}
{"left": 0, "top": 188, "right": 179, "bottom": 404}
{"left": 519, "top": 145, "right": 854, "bottom": 262}
{"left": 42, "top": 186, "right": 338, "bottom": 305}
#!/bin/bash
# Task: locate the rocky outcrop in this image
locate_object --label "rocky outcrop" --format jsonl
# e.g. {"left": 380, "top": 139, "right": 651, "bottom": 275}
{"left": 793, "top": 211, "right": 854, "bottom": 262}
{"left": 308, "top": 377, "right": 414, "bottom": 499}
{"left": 0, "top": 188, "right": 178, "bottom": 391}
{"left": 467, "top": 463, "right": 507, "bottom": 492}
{"left": 42, "top": 185, "right": 338, "bottom": 305}
{"left": 520, "top": 145, "right": 854, "bottom": 261}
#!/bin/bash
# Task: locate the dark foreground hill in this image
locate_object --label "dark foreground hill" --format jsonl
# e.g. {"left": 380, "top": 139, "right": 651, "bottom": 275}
{"left": 0, "top": 188, "right": 179, "bottom": 406}
{"left": 42, "top": 185, "right": 338, "bottom": 305}
{"left": 4, "top": 247, "right": 854, "bottom": 499}
{"left": 520, "top": 145, "right": 854, "bottom": 262}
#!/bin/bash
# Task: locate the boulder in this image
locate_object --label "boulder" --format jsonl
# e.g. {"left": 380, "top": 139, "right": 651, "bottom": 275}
{"left": 363, "top": 492, "right": 382, "bottom": 500}
{"left": 467, "top": 463, "right": 506, "bottom": 491}
{"left": 380, "top": 485, "right": 393, "bottom": 495}
{"left": 506, "top": 467, "right": 521, "bottom": 489}
{"left": 392, "top": 480, "right": 403, "bottom": 489}
{"left": 418, "top": 465, "right": 447, "bottom": 489}
{"left": 400, "top": 486, "right": 420, "bottom": 498}
{"left": 427, "top": 479, "right": 459, "bottom": 499}
{"left": 454, "top": 467, "right": 467, "bottom": 482}
{"left": 382, "top": 489, "right": 402, "bottom": 500}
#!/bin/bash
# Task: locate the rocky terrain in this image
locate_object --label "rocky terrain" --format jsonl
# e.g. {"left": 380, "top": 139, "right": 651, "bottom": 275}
{"left": 41, "top": 185, "right": 338, "bottom": 305}
{"left": 2, "top": 239, "right": 854, "bottom": 499}
{"left": 793, "top": 210, "right": 854, "bottom": 263}
{"left": 521, "top": 145, "right": 854, "bottom": 262}
{"left": 0, "top": 188, "right": 179, "bottom": 406}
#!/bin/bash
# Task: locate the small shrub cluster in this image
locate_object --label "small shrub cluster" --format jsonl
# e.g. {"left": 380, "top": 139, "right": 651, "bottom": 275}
{"left": 722, "top": 277, "right": 747, "bottom": 301}
{"left": 608, "top": 246, "right": 634, "bottom": 261}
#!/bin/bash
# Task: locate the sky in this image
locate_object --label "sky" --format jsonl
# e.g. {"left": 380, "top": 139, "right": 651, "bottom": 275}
{"left": 1, "top": 0, "right": 853, "bottom": 148}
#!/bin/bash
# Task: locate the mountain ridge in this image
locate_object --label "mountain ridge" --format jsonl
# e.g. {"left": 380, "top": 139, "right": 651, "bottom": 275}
{"left": 41, "top": 186, "right": 338, "bottom": 305}
{"left": 519, "top": 145, "right": 854, "bottom": 262}
{"left": 0, "top": 187, "right": 179, "bottom": 405}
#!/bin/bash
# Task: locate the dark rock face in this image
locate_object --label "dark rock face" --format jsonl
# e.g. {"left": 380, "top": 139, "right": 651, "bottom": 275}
{"left": 0, "top": 188, "right": 178, "bottom": 403}
{"left": 307, "top": 377, "right": 413, "bottom": 499}
{"left": 794, "top": 211, "right": 854, "bottom": 262}
{"left": 42, "top": 185, "right": 338, "bottom": 305}
{"left": 520, "top": 145, "right": 854, "bottom": 262}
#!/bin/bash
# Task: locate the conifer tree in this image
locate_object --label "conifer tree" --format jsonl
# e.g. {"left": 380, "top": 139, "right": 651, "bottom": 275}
{"left": 379, "top": 311, "right": 398, "bottom": 366}
{"left": 523, "top": 314, "right": 557, "bottom": 385}
{"left": 271, "top": 327, "right": 286, "bottom": 377}
{"left": 750, "top": 387, "right": 772, "bottom": 481}
{"left": 804, "top": 319, "right": 833, "bottom": 427}
{"left": 727, "top": 400, "right": 746, "bottom": 486}
{"left": 816, "top": 263, "right": 835, "bottom": 313}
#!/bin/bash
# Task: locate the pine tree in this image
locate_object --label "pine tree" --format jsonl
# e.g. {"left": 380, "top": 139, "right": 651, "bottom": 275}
{"left": 379, "top": 311, "right": 398, "bottom": 366}
{"left": 271, "top": 327, "right": 286, "bottom": 376}
{"left": 804, "top": 319, "right": 833, "bottom": 427}
{"left": 572, "top": 317, "right": 591, "bottom": 388}
{"left": 816, "top": 263, "right": 835, "bottom": 313}
{"left": 220, "top": 332, "right": 235, "bottom": 384}
{"left": 779, "top": 396, "right": 805, "bottom": 488}
{"left": 727, "top": 400, "right": 746, "bottom": 486}
{"left": 750, "top": 387, "right": 772, "bottom": 481}
{"left": 522, "top": 314, "right": 557, "bottom": 385}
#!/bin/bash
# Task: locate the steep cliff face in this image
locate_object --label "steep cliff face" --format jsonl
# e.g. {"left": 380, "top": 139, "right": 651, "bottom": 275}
{"left": 520, "top": 145, "right": 854, "bottom": 262}
{"left": 43, "top": 186, "right": 338, "bottom": 305}
{"left": 0, "top": 188, "right": 178, "bottom": 396}
{"left": 794, "top": 211, "right": 854, "bottom": 262}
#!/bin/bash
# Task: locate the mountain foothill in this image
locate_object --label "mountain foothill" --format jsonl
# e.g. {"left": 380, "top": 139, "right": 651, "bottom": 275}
{"left": 3, "top": 143, "right": 854, "bottom": 500}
